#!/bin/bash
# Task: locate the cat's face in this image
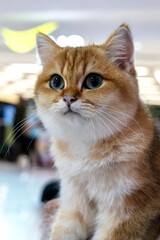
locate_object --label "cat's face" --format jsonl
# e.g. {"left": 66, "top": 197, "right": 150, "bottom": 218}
{"left": 35, "top": 24, "right": 139, "bottom": 141}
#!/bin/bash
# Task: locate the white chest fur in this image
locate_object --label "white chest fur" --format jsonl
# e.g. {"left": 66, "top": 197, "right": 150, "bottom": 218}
{"left": 51, "top": 136, "right": 137, "bottom": 213}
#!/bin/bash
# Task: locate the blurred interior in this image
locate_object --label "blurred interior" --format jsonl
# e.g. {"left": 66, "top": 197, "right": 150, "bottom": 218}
{"left": 0, "top": 1, "right": 160, "bottom": 240}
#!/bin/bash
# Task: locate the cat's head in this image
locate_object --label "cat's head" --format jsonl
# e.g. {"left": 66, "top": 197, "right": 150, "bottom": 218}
{"left": 35, "top": 24, "right": 139, "bottom": 141}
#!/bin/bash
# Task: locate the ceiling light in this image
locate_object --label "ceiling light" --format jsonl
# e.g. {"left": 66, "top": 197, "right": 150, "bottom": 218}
{"left": 67, "top": 35, "right": 85, "bottom": 47}
{"left": 154, "top": 70, "right": 160, "bottom": 84}
{"left": 56, "top": 35, "right": 85, "bottom": 47}
{"left": 136, "top": 67, "right": 149, "bottom": 77}
{"left": 56, "top": 35, "right": 68, "bottom": 47}
{"left": 0, "top": 70, "right": 23, "bottom": 82}
{"left": 137, "top": 77, "right": 155, "bottom": 86}
{"left": 4, "top": 63, "right": 41, "bottom": 74}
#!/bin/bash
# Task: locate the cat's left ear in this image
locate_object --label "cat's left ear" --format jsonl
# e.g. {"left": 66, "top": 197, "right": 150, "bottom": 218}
{"left": 36, "top": 33, "right": 61, "bottom": 66}
{"left": 103, "top": 24, "right": 134, "bottom": 73}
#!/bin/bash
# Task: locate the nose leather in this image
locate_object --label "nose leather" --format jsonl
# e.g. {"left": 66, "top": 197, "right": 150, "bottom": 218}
{"left": 63, "top": 95, "right": 77, "bottom": 106}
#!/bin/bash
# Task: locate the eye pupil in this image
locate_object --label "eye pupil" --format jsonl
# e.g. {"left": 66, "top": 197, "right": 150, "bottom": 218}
{"left": 49, "top": 74, "right": 64, "bottom": 90}
{"left": 90, "top": 76, "right": 98, "bottom": 87}
{"left": 54, "top": 77, "right": 60, "bottom": 87}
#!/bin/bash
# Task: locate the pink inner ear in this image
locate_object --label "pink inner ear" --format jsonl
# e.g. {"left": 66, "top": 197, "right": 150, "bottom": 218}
{"left": 115, "top": 59, "right": 128, "bottom": 71}
{"left": 36, "top": 33, "right": 61, "bottom": 67}
{"left": 106, "top": 26, "right": 134, "bottom": 72}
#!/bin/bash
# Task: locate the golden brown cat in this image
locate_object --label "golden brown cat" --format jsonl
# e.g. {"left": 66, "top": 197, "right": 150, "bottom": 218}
{"left": 35, "top": 24, "right": 160, "bottom": 240}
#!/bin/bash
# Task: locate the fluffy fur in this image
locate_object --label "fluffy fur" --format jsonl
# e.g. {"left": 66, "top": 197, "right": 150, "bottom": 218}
{"left": 35, "top": 24, "right": 160, "bottom": 240}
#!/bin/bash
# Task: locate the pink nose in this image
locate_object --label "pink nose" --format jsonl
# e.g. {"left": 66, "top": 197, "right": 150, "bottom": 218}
{"left": 63, "top": 95, "right": 77, "bottom": 106}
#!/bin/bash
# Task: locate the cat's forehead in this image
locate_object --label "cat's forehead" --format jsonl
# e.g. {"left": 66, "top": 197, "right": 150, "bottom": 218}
{"left": 54, "top": 46, "right": 105, "bottom": 83}
{"left": 60, "top": 47, "right": 87, "bottom": 77}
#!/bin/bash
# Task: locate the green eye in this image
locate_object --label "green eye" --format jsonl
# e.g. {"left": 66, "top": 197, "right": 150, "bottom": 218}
{"left": 83, "top": 74, "right": 103, "bottom": 89}
{"left": 49, "top": 74, "right": 64, "bottom": 90}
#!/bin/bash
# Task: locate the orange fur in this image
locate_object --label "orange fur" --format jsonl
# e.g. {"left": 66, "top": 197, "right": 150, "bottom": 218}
{"left": 35, "top": 24, "right": 160, "bottom": 240}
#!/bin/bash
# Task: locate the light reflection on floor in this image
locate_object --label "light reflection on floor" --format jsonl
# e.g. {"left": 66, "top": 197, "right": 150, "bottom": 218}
{"left": 0, "top": 161, "right": 58, "bottom": 240}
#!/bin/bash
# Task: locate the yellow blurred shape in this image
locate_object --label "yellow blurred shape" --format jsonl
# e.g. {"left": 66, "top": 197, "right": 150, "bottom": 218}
{"left": 1, "top": 22, "right": 58, "bottom": 53}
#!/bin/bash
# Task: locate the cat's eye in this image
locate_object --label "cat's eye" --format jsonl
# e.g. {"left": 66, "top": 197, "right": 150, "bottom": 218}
{"left": 49, "top": 74, "right": 64, "bottom": 90}
{"left": 83, "top": 74, "right": 103, "bottom": 90}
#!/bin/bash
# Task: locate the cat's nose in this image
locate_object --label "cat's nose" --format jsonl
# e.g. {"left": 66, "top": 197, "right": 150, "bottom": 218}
{"left": 63, "top": 95, "right": 77, "bottom": 106}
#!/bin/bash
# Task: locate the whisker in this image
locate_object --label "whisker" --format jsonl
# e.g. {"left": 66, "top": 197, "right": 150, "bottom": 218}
{"left": 95, "top": 114, "right": 121, "bottom": 145}
{"left": 97, "top": 109, "right": 128, "bottom": 140}
{"left": 87, "top": 116, "right": 97, "bottom": 141}
{"left": 99, "top": 108, "right": 137, "bottom": 136}
{"left": 1, "top": 106, "right": 40, "bottom": 154}
{"left": 4, "top": 107, "right": 53, "bottom": 159}
{"left": 90, "top": 100, "right": 144, "bottom": 140}
{"left": 26, "top": 137, "right": 36, "bottom": 152}
{"left": 106, "top": 106, "right": 145, "bottom": 140}
{"left": 96, "top": 108, "right": 149, "bottom": 155}
{"left": 4, "top": 120, "right": 38, "bottom": 159}
{"left": 1, "top": 115, "right": 33, "bottom": 154}
{"left": 2, "top": 107, "right": 42, "bottom": 153}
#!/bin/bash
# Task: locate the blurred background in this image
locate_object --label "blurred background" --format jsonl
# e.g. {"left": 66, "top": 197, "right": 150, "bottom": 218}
{"left": 0, "top": 0, "right": 160, "bottom": 240}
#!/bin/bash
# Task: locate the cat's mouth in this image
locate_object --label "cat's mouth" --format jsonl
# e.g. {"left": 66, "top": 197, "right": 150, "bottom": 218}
{"left": 64, "top": 109, "right": 80, "bottom": 116}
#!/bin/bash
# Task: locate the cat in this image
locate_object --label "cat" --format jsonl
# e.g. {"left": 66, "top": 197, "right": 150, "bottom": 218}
{"left": 35, "top": 24, "right": 160, "bottom": 240}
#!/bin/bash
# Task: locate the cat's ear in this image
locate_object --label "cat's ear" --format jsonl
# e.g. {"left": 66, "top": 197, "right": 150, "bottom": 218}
{"left": 36, "top": 33, "right": 61, "bottom": 66}
{"left": 103, "top": 24, "right": 134, "bottom": 73}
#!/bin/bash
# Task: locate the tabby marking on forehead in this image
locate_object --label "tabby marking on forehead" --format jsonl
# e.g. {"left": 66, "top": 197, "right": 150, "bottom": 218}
{"left": 60, "top": 49, "right": 86, "bottom": 86}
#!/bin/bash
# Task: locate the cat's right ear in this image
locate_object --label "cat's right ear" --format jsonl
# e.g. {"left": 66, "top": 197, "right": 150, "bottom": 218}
{"left": 36, "top": 33, "right": 61, "bottom": 66}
